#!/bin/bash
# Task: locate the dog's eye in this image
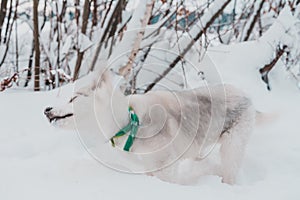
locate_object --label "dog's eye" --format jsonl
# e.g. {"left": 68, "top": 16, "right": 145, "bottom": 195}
{"left": 76, "top": 92, "right": 89, "bottom": 97}
{"left": 69, "top": 96, "right": 78, "bottom": 103}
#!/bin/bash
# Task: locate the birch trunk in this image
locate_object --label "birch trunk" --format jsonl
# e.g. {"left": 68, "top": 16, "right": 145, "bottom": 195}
{"left": 118, "top": 0, "right": 155, "bottom": 79}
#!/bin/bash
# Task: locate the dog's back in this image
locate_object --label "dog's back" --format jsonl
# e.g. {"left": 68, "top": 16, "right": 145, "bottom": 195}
{"left": 135, "top": 84, "right": 255, "bottom": 184}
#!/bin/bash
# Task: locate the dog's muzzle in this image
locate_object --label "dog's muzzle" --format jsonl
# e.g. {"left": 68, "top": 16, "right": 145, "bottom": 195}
{"left": 44, "top": 107, "right": 53, "bottom": 118}
{"left": 44, "top": 107, "right": 73, "bottom": 123}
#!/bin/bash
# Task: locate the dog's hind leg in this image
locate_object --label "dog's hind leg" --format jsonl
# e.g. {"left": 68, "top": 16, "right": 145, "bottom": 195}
{"left": 153, "top": 157, "right": 221, "bottom": 185}
{"left": 219, "top": 106, "right": 255, "bottom": 184}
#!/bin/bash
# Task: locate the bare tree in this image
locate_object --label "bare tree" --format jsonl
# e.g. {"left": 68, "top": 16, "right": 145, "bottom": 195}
{"left": 3, "top": 0, "right": 12, "bottom": 43}
{"left": 40, "top": 0, "right": 47, "bottom": 30}
{"left": 54, "top": 0, "right": 67, "bottom": 87}
{"left": 73, "top": 0, "right": 90, "bottom": 80}
{"left": 24, "top": 40, "right": 34, "bottom": 87}
{"left": 0, "top": 0, "right": 298, "bottom": 92}
{"left": 0, "top": 0, "right": 16, "bottom": 67}
{"left": 89, "top": 0, "right": 126, "bottom": 72}
{"left": 33, "top": 0, "right": 40, "bottom": 91}
{"left": 90, "top": 0, "right": 98, "bottom": 38}
{"left": 0, "top": 0, "right": 8, "bottom": 42}
{"left": 14, "top": 0, "right": 19, "bottom": 72}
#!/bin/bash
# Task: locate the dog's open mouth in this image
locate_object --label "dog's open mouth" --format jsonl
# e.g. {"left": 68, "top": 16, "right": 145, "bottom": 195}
{"left": 49, "top": 113, "right": 74, "bottom": 123}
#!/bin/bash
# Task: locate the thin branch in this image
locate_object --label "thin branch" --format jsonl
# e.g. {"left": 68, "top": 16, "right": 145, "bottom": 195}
{"left": 259, "top": 45, "right": 287, "bottom": 90}
{"left": 145, "top": 0, "right": 232, "bottom": 93}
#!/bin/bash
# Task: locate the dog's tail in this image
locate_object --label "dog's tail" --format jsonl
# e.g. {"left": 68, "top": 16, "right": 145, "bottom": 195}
{"left": 255, "top": 111, "right": 279, "bottom": 126}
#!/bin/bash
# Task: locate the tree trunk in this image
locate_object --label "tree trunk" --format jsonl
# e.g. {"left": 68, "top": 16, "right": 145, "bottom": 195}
{"left": 73, "top": 0, "right": 90, "bottom": 80}
{"left": 3, "top": 0, "right": 12, "bottom": 43}
{"left": 89, "top": 0, "right": 125, "bottom": 72}
{"left": 33, "top": 0, "right": 40, "bottom": 91}
{"left": 24, "top": 40, "right": 34, "bottom": 87}
{"left": 40, "top": 0, "right": 47, "bottom": 30}
{"left": 14, "top": 0, "right": 19, "bottom": 72}
{"left": 0, "top": 0, "right": 8, "bottom": 42}
{"left": 75, "top": 0, "right": 80, "bottom": 25}
{"left": 90, "top": 0, "right": 98, "bottom": 38}
{"left": 92, "top": 0, "right": 98, "bottom": 27}
{"left": 144, "top": 0, "right": 232, "bottom": 93}
{"left": 101, "top": 1, "right": 113, "bottom": 28}
{"left": 0, "top": 0, "right": 16, "bottom": 67}
{"left": 118, "top": 0, "right": 155, "bottom": 80}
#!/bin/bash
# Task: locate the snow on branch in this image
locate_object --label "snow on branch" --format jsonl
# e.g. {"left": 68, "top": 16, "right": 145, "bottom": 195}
{"left": 258, "top": 5, "right": 300, "bottom": 90}
{"left": 259, "top": 45, "right": 287, "bottom": 90}
{"left": 0, "top": 73, "right": 18, "bottom": 92}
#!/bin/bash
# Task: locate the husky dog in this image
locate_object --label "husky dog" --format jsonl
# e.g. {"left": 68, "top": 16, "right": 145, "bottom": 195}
{"left": 44, "top": 70, "right": 255, "bottom": 185}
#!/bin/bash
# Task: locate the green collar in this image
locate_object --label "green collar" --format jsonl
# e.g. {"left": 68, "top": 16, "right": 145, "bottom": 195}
{"left": 110, "top": 106, "right": 139, "bottom": 151}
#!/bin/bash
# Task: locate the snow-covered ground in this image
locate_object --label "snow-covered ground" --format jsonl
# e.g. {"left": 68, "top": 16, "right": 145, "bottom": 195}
{"left": 1, "top": 42, "right": 300, "bottom": 200}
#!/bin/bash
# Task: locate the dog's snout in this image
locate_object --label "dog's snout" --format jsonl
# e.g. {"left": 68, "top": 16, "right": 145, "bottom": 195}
{"left": 44, "top": 107, "right": 53, "bottom": 115}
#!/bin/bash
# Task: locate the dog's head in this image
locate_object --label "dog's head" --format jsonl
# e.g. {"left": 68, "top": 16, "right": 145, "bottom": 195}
{"left": 44, "top": 69, "right": 123, "bottom": 131}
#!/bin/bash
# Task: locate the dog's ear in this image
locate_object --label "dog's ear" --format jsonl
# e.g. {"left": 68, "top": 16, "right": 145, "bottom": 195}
{"left": 93, "top": 69, "right": 113, "bottom": 89}
{"left": 101, "top": 70, "right": 113, "bottom": 84}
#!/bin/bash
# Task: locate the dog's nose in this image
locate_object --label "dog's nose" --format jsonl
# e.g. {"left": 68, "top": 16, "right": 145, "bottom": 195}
{"left": 44, "top": 107, "right": 53, "bottom": 115}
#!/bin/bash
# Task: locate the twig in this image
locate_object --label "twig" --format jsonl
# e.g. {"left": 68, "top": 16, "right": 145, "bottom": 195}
{"left": 259, "top": 45, "right": 287, "bottom": 90}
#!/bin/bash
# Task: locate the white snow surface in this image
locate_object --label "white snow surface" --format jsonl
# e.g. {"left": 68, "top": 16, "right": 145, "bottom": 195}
{"left": 1, "top": 43, "right": 300, "bottom": 199}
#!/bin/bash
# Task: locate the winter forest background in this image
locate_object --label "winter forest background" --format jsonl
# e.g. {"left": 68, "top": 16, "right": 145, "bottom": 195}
{"left": 1, "top": 0, "right": 300, "bottom": 92}
{"left": 1, "top": 0, "right": 300, "bottom": 199}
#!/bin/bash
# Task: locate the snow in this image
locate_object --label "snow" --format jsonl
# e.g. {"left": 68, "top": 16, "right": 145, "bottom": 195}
{"left": 61, "top": 35, "right": 73, "bottom": 55}
{"left": 1, "top": 39, "right": 300, "bottom": 200}
{"left": 1, "top": 0, "right": 300, "bottom": 198}
{"left": 261, "top": 6, "right": 297, "bottom": 47}
{"left": 77, "top": 33, "right": 93, "bottom": 53}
